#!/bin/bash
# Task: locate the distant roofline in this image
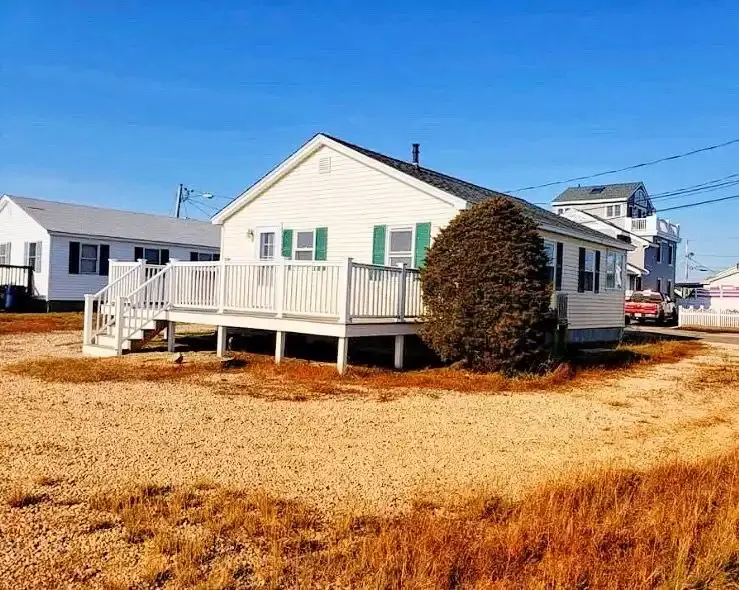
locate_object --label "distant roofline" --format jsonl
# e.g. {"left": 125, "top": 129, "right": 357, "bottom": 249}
{"left": 3, "top": 194, "right": 214, "bottom": 225}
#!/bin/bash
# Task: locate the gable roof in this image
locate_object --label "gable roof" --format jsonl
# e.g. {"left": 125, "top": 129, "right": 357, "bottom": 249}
{"left": 552, "top": 182, "right": 643, "bottom": 204}
{"left": 706, "top": 263, "right": 739, "bottom": 284}
{"left": 216, "top": 133, "right": 629, "bottom": 250}
{"left": 323, "top": 135, "right": 630, "bottom": 249}
{"left": 2, "top": 195, "right": 220, "bottom": 248}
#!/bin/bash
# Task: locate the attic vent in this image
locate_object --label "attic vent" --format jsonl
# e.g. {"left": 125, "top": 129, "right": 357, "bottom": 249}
{"left": 590, "top": 186, "right": 606, "bottom": 194}
{"left": 318, "top": 157, "right": 332, "bottom": 174}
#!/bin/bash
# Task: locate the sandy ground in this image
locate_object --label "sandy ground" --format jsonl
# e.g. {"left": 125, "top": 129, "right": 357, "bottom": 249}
{"left": 1, "top": 331, "right": 738, "bottom": 587}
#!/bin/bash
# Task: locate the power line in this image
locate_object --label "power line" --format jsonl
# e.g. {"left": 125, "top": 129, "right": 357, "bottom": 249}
{"left": 659, "top": 193, "right": 739, "bottom": 212}
{"left": 649, "top": 173, "right": 739, "bottom": 197}
{"left": 509, "top": 138, "right": 739, "bottom": 192}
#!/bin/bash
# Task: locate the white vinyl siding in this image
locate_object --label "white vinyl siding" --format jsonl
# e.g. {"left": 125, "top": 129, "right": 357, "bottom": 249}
{"left": 541, "top": 231, "right": 626, "bottom": 330}
{"left": 47, "top": 236, "right": 218, "bottom": 301}
{"left": 0, "top": 199, "right": 51, "bottom": 297}
{"left": 221, "top": 145, "right": 457, "bottom": 264}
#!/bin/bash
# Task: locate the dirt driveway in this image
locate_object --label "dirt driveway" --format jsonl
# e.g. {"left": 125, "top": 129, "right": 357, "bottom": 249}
{"left": 1, "top": 332, "right": 738, "bottom": 513}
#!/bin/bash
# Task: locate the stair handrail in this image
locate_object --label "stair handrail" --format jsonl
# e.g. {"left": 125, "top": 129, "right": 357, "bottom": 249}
{"left": 86, "top": 261, "right": 146, "bottom": 344}
{"left": 116, "top": 264, "right": 172, "bottom": 350}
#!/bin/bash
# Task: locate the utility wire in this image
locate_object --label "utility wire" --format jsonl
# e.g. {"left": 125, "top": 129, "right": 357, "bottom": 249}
{"left": 186, "top": 200, "right": 216, "bottom": 219}
{"left": 509, "top": 138, "right": 739, "bottom": 192}
{"left": 659, "top": 193, "right": 739, "bottom": 212}
{"left": 649, "top": 173, "right": 739, "bottom": 197}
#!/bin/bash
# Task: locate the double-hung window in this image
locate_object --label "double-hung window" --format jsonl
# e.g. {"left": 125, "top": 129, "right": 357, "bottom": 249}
{"left": 656, "top": 241, "right": 663, "bottom": 263}
{"left": 0, "top": 243, "right": 10, "bottom": 265}
{"left": 605, "top": 251, "right": 624, "bottom": 289}
{"left": 259, "top": 232, "right": 275, "bottom": 260}
{"left": 80, "top": 244, "right": 99, "bottom": 274}
{"left": 294, "top": 231, "right": 315, "bottom": 261}
{"left": 583, "top": 250, "right": 595, "bottom": 291}
{"left": 25, "top": 241, "right": 42, "bottom": 273}
{"left": 543, "top": 241, "right": 556, "bottom": 284}
{"left": 667, "top": 243, "right": 674, "bottom": 266}
{"left": 388, "top": 227, "right": 413, "bottom": 267}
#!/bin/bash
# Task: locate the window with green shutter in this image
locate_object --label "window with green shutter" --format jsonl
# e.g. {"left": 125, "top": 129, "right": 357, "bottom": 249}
{"left": 315, "top": 227, "right": 328, "bottom": 261}
{"left": 281, "top": 229, "right": 293, "bottom": 259}
{"left": 372, "top": 225, "right": 386, "bottom": 265}
{"left": 414, "top": 222, "right": 431, "bottom": 268}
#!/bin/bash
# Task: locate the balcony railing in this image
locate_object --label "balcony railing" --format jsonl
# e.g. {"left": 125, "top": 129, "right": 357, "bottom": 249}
{"left": 627, "top": 215, "right": 680, "bottom": 240}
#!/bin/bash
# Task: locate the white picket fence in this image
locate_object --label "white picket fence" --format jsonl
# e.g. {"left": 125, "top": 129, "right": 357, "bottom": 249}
{"left": 678, "top": 306, "right": 739, "bottom": 330}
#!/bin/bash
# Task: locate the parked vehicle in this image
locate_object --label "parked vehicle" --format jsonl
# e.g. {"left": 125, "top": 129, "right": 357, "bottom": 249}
{"left": 625, "top": 291, "right": 678, "bottom": 325}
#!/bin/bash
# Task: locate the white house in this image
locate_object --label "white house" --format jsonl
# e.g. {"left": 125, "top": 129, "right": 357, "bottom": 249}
{"left": 681, "top": 263, "right": 739, "bottom": 312}
{"left": 82, "top": 134, "right": 632, "bottom": 371}
{"left": 0, "top": 195, "right": 220, "bottom": 310}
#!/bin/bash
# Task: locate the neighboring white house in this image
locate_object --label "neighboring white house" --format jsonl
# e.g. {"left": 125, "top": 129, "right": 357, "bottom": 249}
{"left": 0, "top": 195, "right": 220, "bottom": 310}
{"left": 213, "top": 133, "right": 633, "bottom": 344}
{"left": 681, "top": 263, "right": 739, "bottom": 312}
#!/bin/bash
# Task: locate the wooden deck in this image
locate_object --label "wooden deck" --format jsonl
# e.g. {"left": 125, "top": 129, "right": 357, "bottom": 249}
{"left": 83, "top": 259, "right": 425, "bottom": 371}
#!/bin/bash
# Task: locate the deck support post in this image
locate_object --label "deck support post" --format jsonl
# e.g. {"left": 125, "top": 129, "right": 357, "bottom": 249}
{"left": 83, "top": 294, "right": 94, "bottom": 345}
{"left": 337, "top": 336, "right": 348, "bottom": 374}
{"left": 338, "top": 257, "right": 353, "bottom": 324}
{"left": 114, "top": 296, "right": 125, "bottom": 356}
{"left": 166, "top": 321, "right": 176, "bottom": 352}
{"left": 216, "top": 325, "right": 228, "bottom": 357}
{"left": 275, "top": 330, "right": 285, "bottom": 364}
{"left": 393, "top": 334, "right": 405, "bottom": 370}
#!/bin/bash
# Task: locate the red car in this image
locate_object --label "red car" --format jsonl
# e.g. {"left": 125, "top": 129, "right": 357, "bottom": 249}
{"left": 625, "top": 291, "right": 678, "bottom": 325}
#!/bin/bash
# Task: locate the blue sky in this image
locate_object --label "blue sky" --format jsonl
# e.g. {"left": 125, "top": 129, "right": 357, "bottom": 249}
{"left": 1, "top": 1, "right": 738, "bottom": 278}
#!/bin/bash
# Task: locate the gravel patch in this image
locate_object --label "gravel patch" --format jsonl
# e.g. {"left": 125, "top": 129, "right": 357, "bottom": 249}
{"left": 1, "top": 331, "right": 738, "bottom": 587}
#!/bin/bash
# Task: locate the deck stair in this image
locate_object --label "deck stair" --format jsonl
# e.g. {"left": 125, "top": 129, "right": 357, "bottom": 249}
{"left": 82, "top": 261, "right": 172, "bottom": 357}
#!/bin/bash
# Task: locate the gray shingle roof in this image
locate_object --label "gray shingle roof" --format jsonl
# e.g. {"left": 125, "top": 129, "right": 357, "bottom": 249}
{"left": 5, "top": 195, "right": 220, "bottom": 248}
{"left": 324, "top": 135, "right": 628, "bottom": 248}
{"left": 552, "top": 182, "right": 642, "bottom": 204}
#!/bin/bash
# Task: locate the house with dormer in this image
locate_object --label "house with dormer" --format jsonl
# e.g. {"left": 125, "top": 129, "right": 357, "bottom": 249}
{"left": 552, "top": 183, "right": 680, "bottom": 296}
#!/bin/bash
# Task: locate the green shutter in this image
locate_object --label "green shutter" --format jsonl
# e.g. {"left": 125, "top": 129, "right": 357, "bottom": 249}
{"left": 372, "top": 225, "right": 386, "bottom": 265}
{"left": 315, "top": 227, "right": 328, "bottom": 260}
{"left": 281, "top": 229, "right": 293, "bottom": 259}
{"left": 414, "top": 222, "right": 431, "bottom": 268}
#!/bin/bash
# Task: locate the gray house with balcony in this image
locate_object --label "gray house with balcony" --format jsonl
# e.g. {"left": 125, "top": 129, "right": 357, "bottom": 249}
{"left": 553, "top": 183, "right": 680, "bottom": 296}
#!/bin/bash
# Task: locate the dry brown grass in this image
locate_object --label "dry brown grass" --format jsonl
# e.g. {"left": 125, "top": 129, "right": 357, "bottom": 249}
{"left": 0, "top": 312, "right": 83, "bottom": 335}
{"left": 88, "top": 449, "right": 739, "bottom": 589}
{"left": 5, "top": 339, "right": 705, "bottom": 398}
{"left": 5, "top": 486, "right": 47, "bottom": 508}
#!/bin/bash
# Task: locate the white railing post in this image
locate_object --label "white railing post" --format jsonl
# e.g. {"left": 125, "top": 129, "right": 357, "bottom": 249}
{"left": 83, "top": 294, "right": 94, "bottom": 345}
{"left": 108, "top": 259, "right": 118, "bottom": 285}
{"left": 397, "top": 263, "right": 407, "bottom": 322}
{"left": 275, "top": 259, "right": 286, "bottom": 317}
{"left": 114, "top": 296, "right": 125, "bottom": 356}
{"left": 218, "top": 259, "right": 227, "bottom": 312}
{"left": 339, "top": 257, "right": 353, "bottom": 324}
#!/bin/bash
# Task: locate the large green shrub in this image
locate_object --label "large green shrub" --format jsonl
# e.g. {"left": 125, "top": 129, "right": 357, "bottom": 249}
{"left": 419, "top": 197, "right": 553, "bottom": 374}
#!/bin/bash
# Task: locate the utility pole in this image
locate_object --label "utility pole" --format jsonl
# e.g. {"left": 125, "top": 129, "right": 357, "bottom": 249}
{"left": 174, "top": 183, "right": 184, "bottom": 218}
{"left": 684, "top": 239, "right": 691, "bottom": 282}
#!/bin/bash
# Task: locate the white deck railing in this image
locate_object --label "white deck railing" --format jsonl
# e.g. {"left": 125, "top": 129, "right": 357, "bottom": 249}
{"left": 101, "top": 258, "right": 425, "bottom": 323}
{"left": 679, "top": 306, "right": 739, "bottom": 330}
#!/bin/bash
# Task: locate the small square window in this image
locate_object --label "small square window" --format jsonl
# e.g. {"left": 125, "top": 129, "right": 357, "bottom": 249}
{"left": 294, "top": 231, "right": 315, "bottom": 261}
{"left": 388, "top": 227, "right": 414, "bottom": 267}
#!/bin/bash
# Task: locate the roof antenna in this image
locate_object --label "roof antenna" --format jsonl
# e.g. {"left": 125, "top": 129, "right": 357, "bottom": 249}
{"left": 412, "top": 143, "right": 420, "bottom": 168}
